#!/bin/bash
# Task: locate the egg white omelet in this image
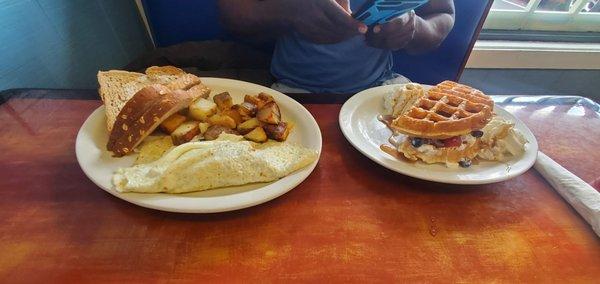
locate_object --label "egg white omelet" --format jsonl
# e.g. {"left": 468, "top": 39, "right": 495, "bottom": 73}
{"left": 113, "top": 134, "right": 318, "bottom": 193}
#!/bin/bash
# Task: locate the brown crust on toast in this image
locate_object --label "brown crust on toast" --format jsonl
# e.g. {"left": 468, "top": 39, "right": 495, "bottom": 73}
{"left": 107, "top": 85, "right": 169, "bottom": 151}
{"left": 145, "top": 66, "right": 185, "bottom": 77}
{"left": 165, "top": 74, "right": 201, "bottom": 91}
{"left": 97, "top": 70, "right": 146, "bottom": 132}
{"left": 187, "top": 83, "right": 211, "bottom": 99}
{"left": 108, "top": 90, "right": 195, "bottom": 156}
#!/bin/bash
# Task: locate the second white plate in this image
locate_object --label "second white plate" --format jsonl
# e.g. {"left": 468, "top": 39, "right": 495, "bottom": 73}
{"left": 339, "top": 84, "right": 538, "bottom": 185}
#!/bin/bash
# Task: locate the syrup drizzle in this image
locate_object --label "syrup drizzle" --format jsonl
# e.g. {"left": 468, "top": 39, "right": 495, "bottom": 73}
{"left": 380, "top": 144, "right": 402, "bottom": 159}
{"left": 378, "top": 115, "right": 407, "bottom": 159}
{"left": 377, "top": 115, "right": 394, "bottom": 128}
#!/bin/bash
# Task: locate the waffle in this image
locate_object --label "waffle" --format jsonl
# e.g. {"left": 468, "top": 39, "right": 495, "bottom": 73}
{"left": 430, "top": 81, "right": 494, "bottom": 108}
{"left": 390, "top": 81, "right": 493, "bottom": 139}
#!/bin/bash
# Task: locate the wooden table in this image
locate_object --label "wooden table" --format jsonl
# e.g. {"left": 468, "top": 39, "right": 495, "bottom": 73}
{"left": 1, "top": 91, "right": 599, "bottom": 282}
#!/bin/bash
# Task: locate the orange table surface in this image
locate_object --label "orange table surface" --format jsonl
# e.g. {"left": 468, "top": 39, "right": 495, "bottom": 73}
{"left": 0, "top": 96, "right": 599, "bottom": 282}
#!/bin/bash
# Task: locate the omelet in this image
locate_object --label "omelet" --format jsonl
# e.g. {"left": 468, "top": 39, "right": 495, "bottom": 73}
{"left": 113, "top": 134, "right": 318, "bottom": 193}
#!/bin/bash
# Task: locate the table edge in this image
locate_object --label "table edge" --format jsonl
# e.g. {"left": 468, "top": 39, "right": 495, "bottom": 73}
{"left": 1, "top": 88, "right": 599, "bottom": 111}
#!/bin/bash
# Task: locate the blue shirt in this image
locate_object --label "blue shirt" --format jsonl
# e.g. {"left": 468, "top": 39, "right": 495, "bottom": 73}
{"left": 270, "top": 0, "right": 395, "bottom": 93}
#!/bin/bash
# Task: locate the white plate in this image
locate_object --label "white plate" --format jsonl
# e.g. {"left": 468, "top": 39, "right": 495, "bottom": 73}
{"left": 339, "top": 84, "right": 538, "bottom": 184}
{"left": 76, "top": 78, "right": 321, "bottom": 213}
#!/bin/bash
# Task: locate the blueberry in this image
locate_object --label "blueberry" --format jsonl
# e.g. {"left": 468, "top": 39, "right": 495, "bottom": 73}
{"left": 459, "top": 159, "right": 472, "bottom": 168}
{"left": 411, "top": 137, "right": 423, "bottom": 148}
{"left": 471, "top": 130, "right": 484, "bottom": 138}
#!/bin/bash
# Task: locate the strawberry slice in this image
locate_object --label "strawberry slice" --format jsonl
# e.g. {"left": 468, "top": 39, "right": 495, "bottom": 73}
{"left": 441, "top": 136, "right": 462, "bottom": 148}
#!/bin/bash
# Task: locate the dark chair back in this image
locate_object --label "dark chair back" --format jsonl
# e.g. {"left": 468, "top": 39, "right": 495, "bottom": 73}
{"left": 392, "top": 1, "right": 493, "bottom": 84}
{"left": 142, "top": 0, "right": 227, "bottom": 46}
{"left": 142, "top": 0, "right": 493, "bottom": 84}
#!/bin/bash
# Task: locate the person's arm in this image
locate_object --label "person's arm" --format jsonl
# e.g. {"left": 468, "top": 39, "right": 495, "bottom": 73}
{"left": 218, "top": 0, "right": 288, "bottom": 41}
{"left": 408, "top": 0, "right": 455, "bottom": 53}
{"left": 218, "top": 0, "right": 366, "bottom": 44}
{"left": 365, "top": 0, "right": 455, "bottom": 54}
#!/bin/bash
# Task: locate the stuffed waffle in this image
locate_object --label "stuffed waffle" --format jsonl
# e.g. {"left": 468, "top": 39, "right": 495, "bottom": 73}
{"left": 381, "top": 81, "right": 527, "bottom": 167}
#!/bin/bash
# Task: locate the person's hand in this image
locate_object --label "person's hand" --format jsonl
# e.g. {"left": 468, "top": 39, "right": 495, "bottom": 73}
{"left": 285, "top": 0, "right": 367, "bottom": 44}
{"left": 365, "top": 10, "right": 417, "bottom": 50}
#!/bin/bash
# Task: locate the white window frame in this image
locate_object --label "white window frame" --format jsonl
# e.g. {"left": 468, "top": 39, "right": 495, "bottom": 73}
{"left": 484, "top": 0, "right": 600, "bottom": 32}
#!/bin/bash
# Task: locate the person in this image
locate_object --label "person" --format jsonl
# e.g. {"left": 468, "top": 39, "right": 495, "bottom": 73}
{"left": 218, "top": 0, "right": 455, "bottom": 93}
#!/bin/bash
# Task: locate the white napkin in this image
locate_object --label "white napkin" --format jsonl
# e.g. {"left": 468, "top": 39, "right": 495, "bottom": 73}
{"left": 534, "top": 151, "right": 600, "bottom": 237}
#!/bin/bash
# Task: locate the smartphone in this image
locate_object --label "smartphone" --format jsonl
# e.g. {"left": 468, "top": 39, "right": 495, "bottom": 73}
{"left": 353, "top": 0, "right": 429, "bottom": 26}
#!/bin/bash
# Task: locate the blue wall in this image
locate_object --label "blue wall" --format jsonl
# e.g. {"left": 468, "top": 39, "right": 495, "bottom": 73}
{"left": 0, "top": 0, "right": 152, "bottom": 91}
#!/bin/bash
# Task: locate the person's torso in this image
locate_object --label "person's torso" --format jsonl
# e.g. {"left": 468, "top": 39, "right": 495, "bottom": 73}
{"left": 270, "top": 0, "right": 393, "bottom": 93}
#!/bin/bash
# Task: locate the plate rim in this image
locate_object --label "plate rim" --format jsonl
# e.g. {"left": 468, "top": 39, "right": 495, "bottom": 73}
{"left": 339, "top": 84, "right": 539, "bottom": 185}
{"left": 75, "top": 77, "right": 322, "bottom": 213}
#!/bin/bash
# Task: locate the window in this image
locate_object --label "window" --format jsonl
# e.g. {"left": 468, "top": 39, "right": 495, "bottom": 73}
{"left": 484, "top": 0, "right": 600, "bottom": 32}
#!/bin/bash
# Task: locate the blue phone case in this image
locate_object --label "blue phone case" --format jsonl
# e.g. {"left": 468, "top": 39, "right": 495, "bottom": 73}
{"left": 353, "top": 0, "right": 429, "bottom": 26}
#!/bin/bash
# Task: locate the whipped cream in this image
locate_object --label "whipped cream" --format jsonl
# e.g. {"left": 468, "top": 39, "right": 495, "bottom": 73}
{"left": 383, "top": 83, "right": 424, "bottom": 116}
{"left": 416, "top": 144, "right": 440, "bottom": 156}
{"left": 477, "top": 116, "right": 527, "bottom": 161}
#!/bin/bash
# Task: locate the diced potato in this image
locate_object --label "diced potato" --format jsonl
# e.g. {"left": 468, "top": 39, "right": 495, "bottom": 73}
{"left": 160, "top": 113, "right": 187, "bottom": 134}
{"left": 189, "top": 98, "right": 217, "bottom": 122}
{"left": 235, "top": 102, "right": 257, "bottom": 121}
{"left": 257, "top": 102, "right": 281, "bottom": 125}
{"left": 213, "top": 92, "right": 233, "bottom": 110}
{"left": 203, "top": 125, "right": 238, "bottom": 141}
{"left": 263, "top": 122, "right": 291, "bottom": 141}
{"left": 244, "top": 94, "right": 261, "bottom": 104}
{"left": 178, "top": 108, "right": 189, "bottom": 116}
{"left": 171, "top": 121, "right": 200, "bottom": 145}
{"left": 237, "top": 118, "right": 261, "bottom": 135}
{"left": 198, "top": 122, "right": 210, "bottom": 135}
{"left": 222, "top": 108, "right": 243, "bottom": 125}
{"left": 244, "top": 94, "right": 266, "bottom": 109}
{"left": 208, "top": 114, "right": 236, "bottom": 129}
{"left": 287, "top": 121, "right": 295, "bottom": 131}
{"left": 244, "top": 127, "right": 268, "bottom": 143}
{"left": 257, "top": 92, "right": 274, "bottom": 103}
